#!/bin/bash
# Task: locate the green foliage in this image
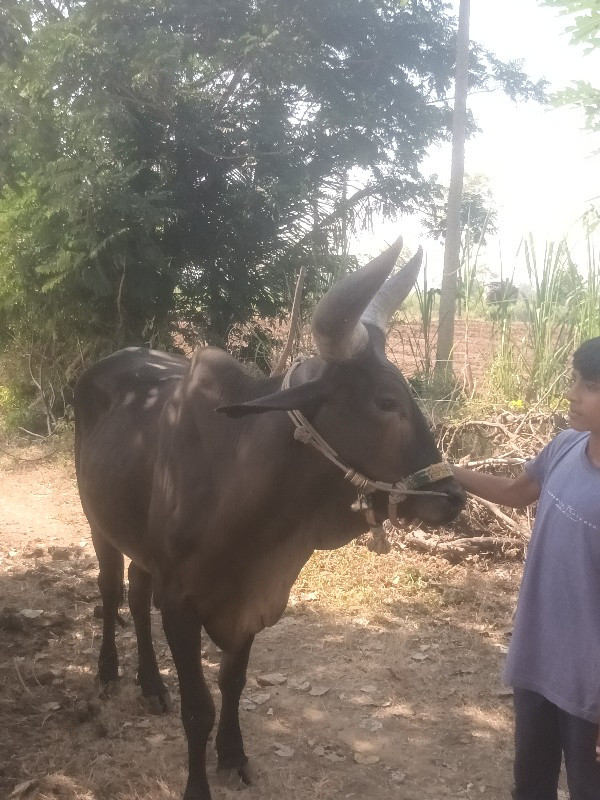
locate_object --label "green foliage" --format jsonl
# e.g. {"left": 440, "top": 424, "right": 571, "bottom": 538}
{"left": 0, "top": 0, "right": 546, "bottom": 426}
{"left": 421, "top": 175, "right": 498, "bottom": 253}
{"left": 486, "top": 228, "right": 600, "bottom": 406}
{"left": 543, "top": 0, "right": 600, "bottom": 132}
{"left": 486, "top": 279, "right": 519, "bottom": 320}
{"left": 401, "top": 260, "right": 440, "bottom": 392}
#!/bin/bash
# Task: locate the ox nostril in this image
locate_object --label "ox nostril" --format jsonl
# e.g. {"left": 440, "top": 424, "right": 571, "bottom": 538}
{"left": 450, "top": 487, "right": 466, "bottom": 507}
{"left": 442, "top": 485, "right": 465, "bottom": 508}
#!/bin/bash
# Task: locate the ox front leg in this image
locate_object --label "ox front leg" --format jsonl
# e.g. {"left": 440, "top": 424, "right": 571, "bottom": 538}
{"left": 216, "top": 635, "right": 255, "bottom": 784}
{"left": 92, "top": 530, "right": 124, "bottom": 690}
{"left": 128, "top": 562, "right": 172, "bottom": 713}
{"left": 162, "top": 599, "right": 215, "bottom": 800}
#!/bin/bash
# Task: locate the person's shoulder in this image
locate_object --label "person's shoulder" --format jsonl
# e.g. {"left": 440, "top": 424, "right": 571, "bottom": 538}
{"left": 545, "top": 428, "right": 588, "bottom": 459}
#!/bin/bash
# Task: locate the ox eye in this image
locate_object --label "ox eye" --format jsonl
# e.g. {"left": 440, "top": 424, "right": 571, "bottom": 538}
{"left": 375, "top": 397, "right": 399, "bottom": 412}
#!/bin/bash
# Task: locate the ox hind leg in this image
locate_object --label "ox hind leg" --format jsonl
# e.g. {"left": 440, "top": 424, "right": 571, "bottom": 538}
{"left": 128, "top": 562, "right": 172, "bottom": 712}
{"left": 216, "top": 636, "right": 255, "bottom": 784}
{"left": 92, "top": 529, "right": 124, "bottom": 688}
{"left": 162, "top": 598, "right": 215, "bottom": 800}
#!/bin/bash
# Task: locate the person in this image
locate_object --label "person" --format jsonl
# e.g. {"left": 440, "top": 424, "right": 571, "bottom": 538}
{"left": 453, "top": 337, "right": 600, "bottom": 800}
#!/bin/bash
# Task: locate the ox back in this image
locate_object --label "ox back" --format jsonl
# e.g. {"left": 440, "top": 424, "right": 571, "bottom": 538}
{"left": 74, "top": 238, "right": 465, "bottom": 800}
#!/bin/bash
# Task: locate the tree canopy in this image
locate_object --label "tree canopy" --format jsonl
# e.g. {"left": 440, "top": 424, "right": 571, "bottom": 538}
{"left": 542, "top": 1, "right": 600, "bottom": 133}
{"left": 0, "top": 0, "right": 545, "bottom": 418}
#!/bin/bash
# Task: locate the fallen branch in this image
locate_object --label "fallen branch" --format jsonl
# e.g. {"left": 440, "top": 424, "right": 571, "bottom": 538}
{"left": 402, "top": 531, "right": 525, "bottom": 563}
{"left": 18, "top": 427, "right": 55, "bottom": 439}
{"left": 0, "top": 447, "right": 56, "bottom": 462}
{"left": 469, "top": 495, "right": 525, "bottom": 534}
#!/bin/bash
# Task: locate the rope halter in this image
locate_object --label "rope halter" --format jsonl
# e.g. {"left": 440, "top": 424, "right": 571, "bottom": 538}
{"left": 282, "top": 360, "right": 454, "bottom": 552}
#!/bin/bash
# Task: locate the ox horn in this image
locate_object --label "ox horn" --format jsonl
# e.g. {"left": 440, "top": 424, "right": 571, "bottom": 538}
{"left": 360, "top": 246, "right": 423, "bottom": 333}
{"left": 311, "top": 236, "right": 404, "bottom": 362}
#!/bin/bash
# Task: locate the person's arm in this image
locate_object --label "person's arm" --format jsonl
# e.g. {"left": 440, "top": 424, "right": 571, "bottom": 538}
{"left": 452, "top": 466, "right": 541, "bottom": 509}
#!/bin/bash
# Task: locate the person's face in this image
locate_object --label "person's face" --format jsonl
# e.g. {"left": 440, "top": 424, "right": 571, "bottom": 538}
{"left": 567, "top": 369, "right": 600, "bottom": 433}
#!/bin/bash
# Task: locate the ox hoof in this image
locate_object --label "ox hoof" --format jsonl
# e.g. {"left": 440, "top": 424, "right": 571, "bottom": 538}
{"left": 96, "top": 677, "right": 120, "bottom": 699}
{"left": 216, "top": 759, "right": 255, "bottom": 787}
{"left": 141, "top": 690, "right": 173, "bottom": 715}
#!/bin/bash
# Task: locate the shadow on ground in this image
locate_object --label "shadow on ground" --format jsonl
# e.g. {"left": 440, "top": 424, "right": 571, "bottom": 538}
{"left": 0, "top": 538, "right": 518, "bottom": 800}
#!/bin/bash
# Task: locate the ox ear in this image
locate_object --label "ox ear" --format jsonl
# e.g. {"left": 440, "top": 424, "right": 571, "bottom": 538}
{"left": 216, "top": 379, "right": 328, "bottom": 418}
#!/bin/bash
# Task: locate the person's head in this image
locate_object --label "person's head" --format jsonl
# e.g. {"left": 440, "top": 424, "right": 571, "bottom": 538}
{"left": 568, "top": 337, "right": 600, "bottom": 432}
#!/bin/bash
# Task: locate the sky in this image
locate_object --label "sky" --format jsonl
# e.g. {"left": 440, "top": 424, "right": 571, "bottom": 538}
{"left": 356, "top": 0, "right": 600, "bottom": 286}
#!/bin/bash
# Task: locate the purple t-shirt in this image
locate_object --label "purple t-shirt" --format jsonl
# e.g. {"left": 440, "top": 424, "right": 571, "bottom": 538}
{"left": 503, "top": 429, "right": 600, "bottom": 722}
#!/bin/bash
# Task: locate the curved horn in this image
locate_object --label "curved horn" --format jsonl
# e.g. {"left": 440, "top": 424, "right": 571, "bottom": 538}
{"left": 361, "top": 246, "right": 423, "bottom": 332}
{"left": 311, "top": 236, "right": 403, "bottom": 362}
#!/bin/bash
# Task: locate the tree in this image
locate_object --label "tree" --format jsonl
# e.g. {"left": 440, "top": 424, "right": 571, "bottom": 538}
{"left": 543, "top": 1, "right": 600, "bottom": 133}
{"left": 434, "top": 0, "right": 470, "bottom": 389}
{"left": 0, "top": 0, "right": 546, "bottom": 424}
{"left": 421, "top": 175, "right": 498, "bottom": 311}
{"left": 486, "top": 279, "right": 519, "bottom": 319}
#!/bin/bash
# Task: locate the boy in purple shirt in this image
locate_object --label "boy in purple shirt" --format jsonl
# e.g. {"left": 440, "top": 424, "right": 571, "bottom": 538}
{"left": 454, "top": 337, "right": 600, "bottom": 800}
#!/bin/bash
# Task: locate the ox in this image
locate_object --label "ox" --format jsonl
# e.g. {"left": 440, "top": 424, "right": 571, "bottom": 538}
{"left": 74, "top": 238, "right": 465, "bottom": 800}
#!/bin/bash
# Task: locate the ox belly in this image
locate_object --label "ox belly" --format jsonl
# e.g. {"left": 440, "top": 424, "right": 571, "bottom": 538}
{"left": 174, "top": 536, "right": 315, "bottom": 652}
{"left": 77, "top": 440, "right": 157, "bottom": 572}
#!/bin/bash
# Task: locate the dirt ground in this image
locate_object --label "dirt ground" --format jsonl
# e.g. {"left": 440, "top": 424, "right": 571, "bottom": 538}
{"left": 0, "top": 438, "right": 566, "bottom": 800}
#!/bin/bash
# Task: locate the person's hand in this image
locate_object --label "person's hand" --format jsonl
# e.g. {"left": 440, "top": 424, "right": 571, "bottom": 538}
{"left": 596, "top": 727, "right": 600, "bottom": 763}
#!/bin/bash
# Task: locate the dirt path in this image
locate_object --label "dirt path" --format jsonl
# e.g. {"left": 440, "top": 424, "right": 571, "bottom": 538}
{"left": 0, "top": 445, "right": 547, "bottom": 800}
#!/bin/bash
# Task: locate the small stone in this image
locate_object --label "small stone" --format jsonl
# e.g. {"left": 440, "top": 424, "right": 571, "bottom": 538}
{"left": 274, "top": 745, "right": 294, "bottom": 758}
{"left": 353, "top": 752, "right": 380, "bottom": 765}
{"left": 19, "top": 609, "right": 44, "bottom": 619}
{"left": 359, "top": 718, "right": 383, "bottom": 732}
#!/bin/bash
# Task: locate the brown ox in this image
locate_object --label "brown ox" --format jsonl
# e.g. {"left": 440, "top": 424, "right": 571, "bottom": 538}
{"left": 74, "top": 238, "right": 465, "bottom": 800}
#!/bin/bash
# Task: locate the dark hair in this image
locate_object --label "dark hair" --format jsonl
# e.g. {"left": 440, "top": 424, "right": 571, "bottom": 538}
{"left": 573, "top": 337, "right": 600, "bottom": 381}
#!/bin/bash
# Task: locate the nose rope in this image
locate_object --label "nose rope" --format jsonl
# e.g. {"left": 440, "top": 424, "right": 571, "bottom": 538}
{"left": 282, "top": 359, "right": 454, "bottom": 502}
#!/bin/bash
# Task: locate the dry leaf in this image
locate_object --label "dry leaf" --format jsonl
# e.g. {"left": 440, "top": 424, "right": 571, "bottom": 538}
{"left": 257, "top": 673, "right": 287, "bottom": 686}
{"left": 288, "top": 678, "right": 311, "bottom": 692}
{"left": 247, "top": 692, "right": 270, "bottom": 705}
{"left": 10, "top": 779, "right": 38, "bottom": 798}
{"left": 20, "top": 609, "right": 44, "bottom": 619}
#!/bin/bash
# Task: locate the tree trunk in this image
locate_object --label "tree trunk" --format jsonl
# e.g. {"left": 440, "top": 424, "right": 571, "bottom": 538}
{"left": 270, "top": 262, "right": 307, "bottom": 375}
{"left": 434, "top": 0, "right": 470, "bottom": 389}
